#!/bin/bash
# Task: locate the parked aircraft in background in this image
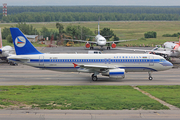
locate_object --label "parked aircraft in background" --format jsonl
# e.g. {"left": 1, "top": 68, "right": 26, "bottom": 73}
{"left": 117, "top": 37, "right": 180, "bottom": 58}
{"left": 0, "top": 28, "right": 14, "bottom": 61}
{"left": 116, "top": 38, "right": 180, "bottom": 66}
{"left": 8, "top": 28, "right": 173, "bottom": 81}
{"left": 163, "top": 37, "right": 180, "bottom": 54}
{"left": 64, "top": 22, "right": 137, "bottom": 50}
{"left": 117, "top": 45, "right": 180, "bottom": 59}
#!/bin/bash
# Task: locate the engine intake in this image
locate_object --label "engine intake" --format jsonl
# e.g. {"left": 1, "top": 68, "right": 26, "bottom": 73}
{"left": 111, "top": 43, "right": 116, "bottom": 48}
{"left": 85, "top": 43, "right": 90, "bottom": 48}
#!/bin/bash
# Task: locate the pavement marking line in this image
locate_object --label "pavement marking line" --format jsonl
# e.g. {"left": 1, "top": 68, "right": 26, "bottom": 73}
{"left": 132, "top": 86, "right": 180, "bottom": 110}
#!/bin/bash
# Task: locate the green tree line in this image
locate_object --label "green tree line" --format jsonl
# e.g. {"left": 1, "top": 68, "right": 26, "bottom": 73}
{"left": 2, "top": 23, "right": 118, "bottom": 43}
{"left": 1, "top": 12, "right": 180, "bottom": 22}
{"left": 1, "top": 6, "right": 180, "bottom": 14}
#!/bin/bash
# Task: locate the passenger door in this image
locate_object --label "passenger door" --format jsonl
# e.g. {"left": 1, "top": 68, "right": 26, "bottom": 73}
{"left": 149, "top": 56, "right": 154, "bottom": 66}
{"left": 39, "top": 55, "right": 44, "bottom": 67}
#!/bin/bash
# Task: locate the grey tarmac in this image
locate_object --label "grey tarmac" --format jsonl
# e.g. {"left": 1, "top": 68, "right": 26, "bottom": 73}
{"left": 0, "top": 110, "right": 180, "bottom": 120}
{"left": 0, "top": 63, "right": 180, "bottom": 86}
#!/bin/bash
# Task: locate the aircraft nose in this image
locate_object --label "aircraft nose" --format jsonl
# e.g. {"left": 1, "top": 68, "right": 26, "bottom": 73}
{"left": 99, "top": 41, "right": 106, "bottom": 45}
{"left": 178, "top": 47, "right": 180, "bottom": 52}
{"left": 160, "top": 61, "right": 173, "bottom": 68}
{"left": 168, "top": 61, "right": 173, "bottom": 67}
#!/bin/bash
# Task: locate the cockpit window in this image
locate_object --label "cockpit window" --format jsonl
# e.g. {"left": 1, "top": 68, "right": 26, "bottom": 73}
{"left": 99, "top": 40, "right": 105, "bottom": 41}
{"left": 160, "top": 59, "right": 166, "bottom": 62}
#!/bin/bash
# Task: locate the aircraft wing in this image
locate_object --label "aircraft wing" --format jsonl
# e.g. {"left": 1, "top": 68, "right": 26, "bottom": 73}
{"left": 64, "top": 39, "right": 97, "bottom": 44}
{"left": 73, "top": 63, "right": 116, "bottom": 72}
{"left": 116, "top": 47, "right": 154, "bottom": 52}
{"left": 79, "top": 64, "right": 114, "bottom": 69}
{"left": 106, "top": 39, "right": 137, "bottom": 44}
{"left": 116, "top": 47, "right": 171, "bottom": 55}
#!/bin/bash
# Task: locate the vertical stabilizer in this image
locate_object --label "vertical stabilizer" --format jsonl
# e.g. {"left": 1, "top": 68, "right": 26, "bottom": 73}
{"left": 10, "top": 28, "right": 42, "bottom": 55}
{"left": 0, "top": 28, "right": 2, "bottom": 48}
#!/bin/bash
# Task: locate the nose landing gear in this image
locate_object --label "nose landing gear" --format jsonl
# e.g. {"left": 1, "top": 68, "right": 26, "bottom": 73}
{"left": 148, "top": 72, "right": 153, "bottom": 80}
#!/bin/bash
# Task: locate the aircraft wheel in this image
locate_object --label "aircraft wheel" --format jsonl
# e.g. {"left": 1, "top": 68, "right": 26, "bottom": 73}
{"left": 149, "top": 76, "right": 153, "bottom": 80}
{"left": 92, "top": 74, "right": 98, "bottom": 81}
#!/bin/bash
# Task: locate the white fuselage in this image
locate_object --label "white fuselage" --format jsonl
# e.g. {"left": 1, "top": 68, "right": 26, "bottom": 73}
{"left": 9, "top": 53, "right": 172, "bottom": 73}
{"left": 164, "top": 42, "right": 177, "bottom": 49}
{"left": 163, "top": 42, "right": 180, "bottom": 57}
{"left": 0, "top": 46, "right": 14, "bottom": 60}
{"left": 95, "top": 35, "right": 106, "bottom": 46}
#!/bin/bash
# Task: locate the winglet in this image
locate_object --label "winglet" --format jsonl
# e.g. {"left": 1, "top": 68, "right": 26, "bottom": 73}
{"left": 73, "top": 63, "right": 78, "bottom": 68}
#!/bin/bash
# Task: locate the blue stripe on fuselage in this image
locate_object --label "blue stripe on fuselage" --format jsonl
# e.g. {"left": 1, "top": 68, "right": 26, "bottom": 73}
{"left": 30, "top": 59, "right": 159, "bottom": 63}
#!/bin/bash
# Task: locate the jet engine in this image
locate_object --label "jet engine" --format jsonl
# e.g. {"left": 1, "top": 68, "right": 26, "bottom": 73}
{"left": 111, "top": 43, "right": 116, "bottom": 48}
{"left": 85, "top": 43, "right": 90, "bottom": 48}
{"left": 102, "top": 68, "right": 125, "bottom": 79}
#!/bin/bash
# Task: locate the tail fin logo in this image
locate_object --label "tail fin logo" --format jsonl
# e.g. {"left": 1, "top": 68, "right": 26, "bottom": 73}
{"left": 15, "top": 36, "right": 26, "bottom": 47}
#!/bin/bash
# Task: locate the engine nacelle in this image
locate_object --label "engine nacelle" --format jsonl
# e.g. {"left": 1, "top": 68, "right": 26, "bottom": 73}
{"left": 85, "top": 43, "right": 90, "bottom": 48}
{"left": 111, "top": 43, "right": 116, "bottom": 48}
{"left": 102, "top": 68, "right": 125, "bottom": 79}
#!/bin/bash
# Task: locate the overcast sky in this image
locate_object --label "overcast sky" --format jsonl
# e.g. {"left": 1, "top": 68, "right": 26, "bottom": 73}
{"left": 1, "top": 0, "right": 180, "bottom": 6}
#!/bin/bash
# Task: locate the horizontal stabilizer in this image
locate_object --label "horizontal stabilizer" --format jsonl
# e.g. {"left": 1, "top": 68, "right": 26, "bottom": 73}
{"left": 8, "top": 56, "right": 30, "bottom": 62}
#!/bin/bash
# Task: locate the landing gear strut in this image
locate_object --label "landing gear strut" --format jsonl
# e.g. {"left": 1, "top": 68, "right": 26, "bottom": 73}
{"left": 91, "top": 73, "right": 98, "bottom": 81}
{"left": 90, "top": 43, "right": 94, "bottom": 50}
{"left": 148, "top": 72, "right": 153, "bottom": 80}
{"left": 107, "top": 43, "right": 110, "bottom": 50}
{"left": 90, "top": 47, "right": 94, "bottom": 49}
{"left": 107, "top": 46, "right": 111, "bottom": 50}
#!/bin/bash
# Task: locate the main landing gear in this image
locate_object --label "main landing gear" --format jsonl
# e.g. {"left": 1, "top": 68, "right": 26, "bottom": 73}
{"left": 148, "top": 72, "right": 153, "bottom": 80}
{"left": 107, "top": 43, "right": 110, "bottom": 50}
{"left": 107, "top": 46, "right": 111, "bottom": 50}
{"left": 90, "top": 46, "right": 94, "bottom": 49}
{"left": 92, "top": 73, "right": 98, "bottom": 81}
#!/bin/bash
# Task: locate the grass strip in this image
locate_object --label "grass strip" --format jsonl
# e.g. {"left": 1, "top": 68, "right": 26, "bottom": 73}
{"left": 139, "top": 85, "right": 180, "bottom": 108}
{"left": 0, "top": 85, "right": 168, "bottom": 110}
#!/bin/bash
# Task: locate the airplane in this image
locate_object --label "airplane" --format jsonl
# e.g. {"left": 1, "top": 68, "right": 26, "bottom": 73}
{"left": 8, "top": 28, "right": 173, "bottom": 81}
{"left": 163, "top": 37, "right": 180, "bottom": 56}
{"left": 64, "top": 22, "right": 137, "bottom": 50}
{"left": 0, "top": 28, "right": 14, "bottom": 61}
{"left": 116, "top": 38, "right": 180, "bottom": 64}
